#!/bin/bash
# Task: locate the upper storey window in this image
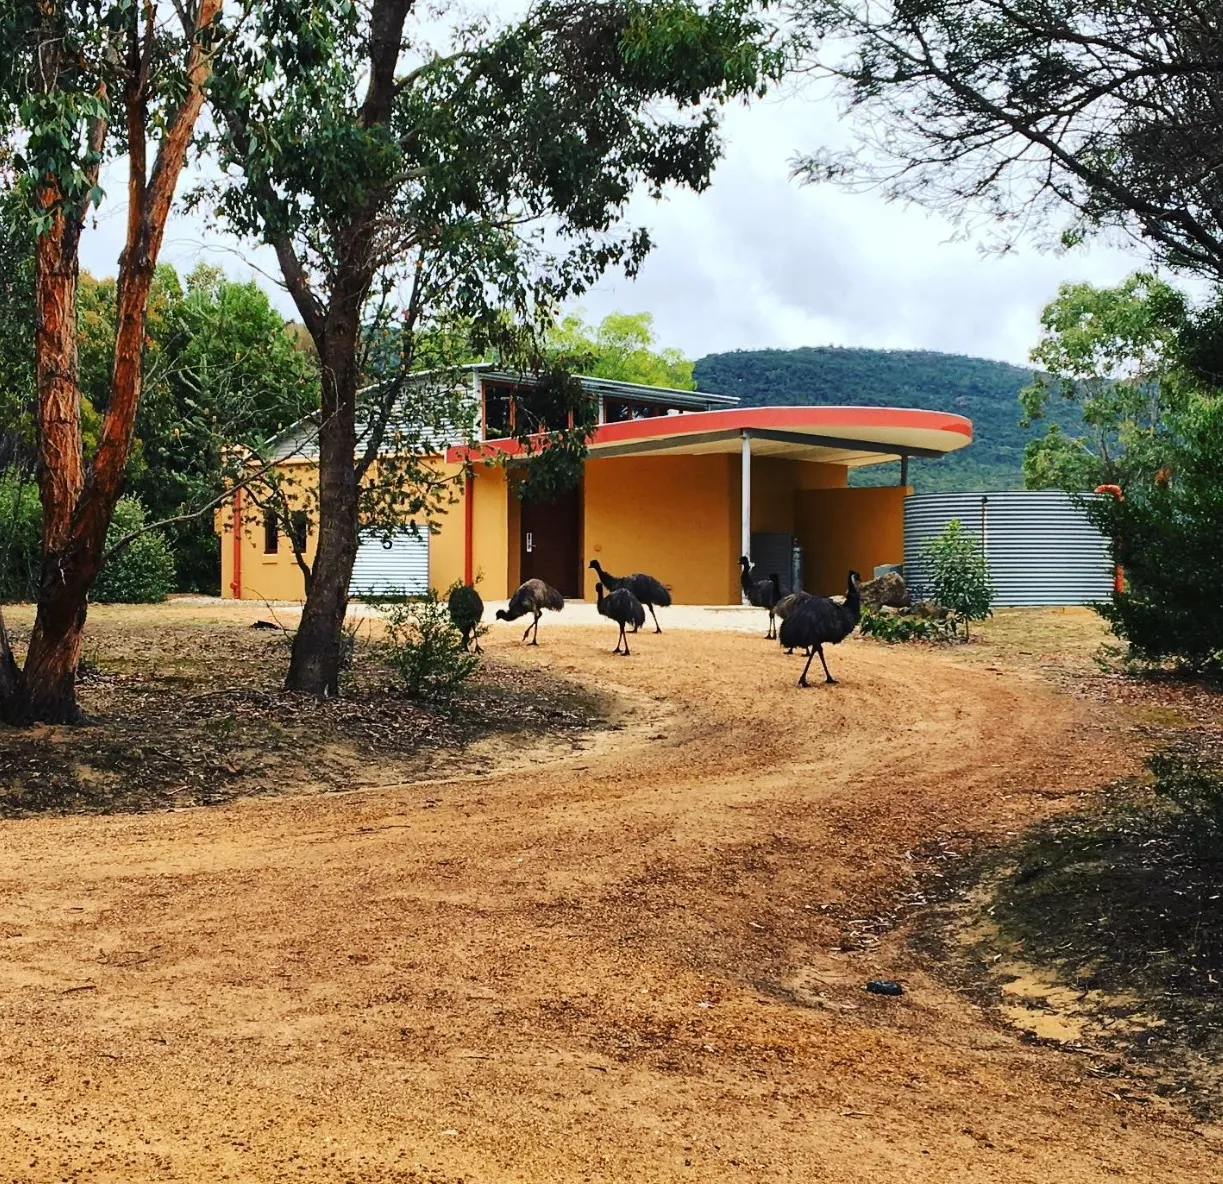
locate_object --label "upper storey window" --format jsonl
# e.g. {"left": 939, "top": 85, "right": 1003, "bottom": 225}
{"left": 603, "top": 397, "right": 688, "bottom": 422}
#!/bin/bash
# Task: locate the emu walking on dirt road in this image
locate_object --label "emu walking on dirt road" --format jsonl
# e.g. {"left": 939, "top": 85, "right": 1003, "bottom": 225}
{"left": 778, "top": 571, "right": 861, "bottom": 687}
{"left": 496, "top": 579, "right": 564, "bottom": 646}
{"left": 739, "top": 556, "right": 782, "bottom": 639}
{"left": 595, "top": 581, "right": 646, "bottom": 655}
{"left": 774, "top": 590, "right": 813, "bottom": 654}
{"left": 447, "top": 584, "right": 485, "bottom": 653}
{"left": 588, "top": 560, "right": 671, "bottom": 633}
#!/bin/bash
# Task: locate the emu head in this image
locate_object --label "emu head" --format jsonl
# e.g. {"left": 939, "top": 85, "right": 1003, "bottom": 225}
{"left": 495, "top": 609, "right": 509, "bottom": 620}
{"left": 739, "top": 555, "right": 751, "bottom": 569}
{"left": 588, "top": 559, "right": 602, "bottom": 572}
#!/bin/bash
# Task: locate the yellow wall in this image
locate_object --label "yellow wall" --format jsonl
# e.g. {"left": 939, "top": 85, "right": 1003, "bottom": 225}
{"left": 219, "top": 458, "right": 470, "bottom": 601}
{"left": 469, "top": 461, "right": 512, "bottom": 600}
{"left": 583, "top": 453, "right": 739, "bottom": 604}
{"left": 794, "top": 485, "right": 910, "bottom": 597}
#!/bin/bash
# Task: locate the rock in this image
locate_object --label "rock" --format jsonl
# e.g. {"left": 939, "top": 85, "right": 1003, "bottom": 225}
{"left": 858, "top": 571, "right": 910, "bottom": 609}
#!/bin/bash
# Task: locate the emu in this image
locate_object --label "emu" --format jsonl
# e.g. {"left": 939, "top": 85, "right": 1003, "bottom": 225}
{"left": 778, "top": 570, "right": 861, "bottom": 687}
{"left": 588, "top": 560, "right": 671, "bottom": 633}
{"left": 739, "top": 556, "right": 782, "bottom": 639}
{"left": 595, "top": 581, "right": 645, "bottom": 655}
{"left": 774, "top": 590, "right": 813, "bottom": 654}
{"left": 447, "top": 583, "right": 485, "bottom": 653}
{"left": 495, "top": 578, "right": 564, "bottom": 645}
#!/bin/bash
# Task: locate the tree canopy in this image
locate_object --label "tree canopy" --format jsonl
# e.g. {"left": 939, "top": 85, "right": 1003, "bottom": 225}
{"left": 795, "top": 0, "right": 1223, "bottom": 282}
{"left": 550, "top": 311, "right": 696, "bottom": 389}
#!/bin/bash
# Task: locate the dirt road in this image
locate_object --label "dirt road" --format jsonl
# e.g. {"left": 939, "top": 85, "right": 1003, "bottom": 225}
{"left": 1, "top": 621, "right": 1218, "bottom": 1182}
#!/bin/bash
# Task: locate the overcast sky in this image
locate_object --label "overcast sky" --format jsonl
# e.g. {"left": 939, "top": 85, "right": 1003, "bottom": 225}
{"left": 78, "top": 75, "right": 1154, "bottom": 371}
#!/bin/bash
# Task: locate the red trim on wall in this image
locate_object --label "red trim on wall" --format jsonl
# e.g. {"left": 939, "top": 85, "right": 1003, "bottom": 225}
{"left": 463, "top": 466, "right": 474, "bottom": 586}
{"left": 446, "top": 404, "right": 973, "bottom": 464}
{"left": 229, "top": 488, "right": 242, "bottom": 599}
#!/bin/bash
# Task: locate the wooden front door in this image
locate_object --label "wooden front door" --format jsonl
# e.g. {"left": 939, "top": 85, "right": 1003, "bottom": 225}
{"left": 519, "top": 483, "right": 581, "bottom": 598}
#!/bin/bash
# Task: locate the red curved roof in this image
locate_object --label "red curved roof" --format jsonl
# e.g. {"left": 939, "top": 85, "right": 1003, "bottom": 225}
{"left": 448, "top": 405, "right": 972, "bottom": 466}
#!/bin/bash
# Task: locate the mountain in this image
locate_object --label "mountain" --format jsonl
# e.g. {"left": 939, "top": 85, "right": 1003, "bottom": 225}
{"left": 693, "top": 346, "right": 1078, "bottom": 492}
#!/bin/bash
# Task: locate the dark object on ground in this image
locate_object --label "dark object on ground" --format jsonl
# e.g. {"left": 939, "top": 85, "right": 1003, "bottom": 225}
{"left": 778, "top": 571, "right": 862, "bottom": 687}
{"left": 496, "top": 579, "right": 564, "bottom": 645}
{"left": 739, "top": 556, "right": 781, "bottom": 639}
{"left": 250, "top": 620, "right": 281, "bottom": 630}
{"left": 447, "top": 584, "right": 485, "bottom": 653}
{"left": 595, "top": 581, "right": 646, "bottom": 655}
{"left": 588, "top": 560, "right": 671, "bottom": 633}
{"left": 858, "top": 571, "right": 909, "bottom": 610}
{"left": 865, "top": 980, "right": 904, "bottom": 996}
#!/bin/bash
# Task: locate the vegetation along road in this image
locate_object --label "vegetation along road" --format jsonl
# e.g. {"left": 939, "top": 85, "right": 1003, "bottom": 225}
{"left": 0, "top": 602, "right": 1219, "bottom": 1182}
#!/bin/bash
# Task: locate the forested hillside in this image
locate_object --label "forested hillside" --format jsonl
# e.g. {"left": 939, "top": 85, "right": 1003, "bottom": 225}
{"left": 693, "top": 346, "right": 1081, "bottom": 491}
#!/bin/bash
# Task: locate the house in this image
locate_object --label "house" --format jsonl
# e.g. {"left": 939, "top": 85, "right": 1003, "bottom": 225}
{"left": 218, "top": 365, "right": 972, "bottom": 603}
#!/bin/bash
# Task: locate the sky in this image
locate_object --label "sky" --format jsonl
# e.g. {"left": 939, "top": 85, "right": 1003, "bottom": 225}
{"left": 77, "top": 72, "right": 1155, "bottom": 371}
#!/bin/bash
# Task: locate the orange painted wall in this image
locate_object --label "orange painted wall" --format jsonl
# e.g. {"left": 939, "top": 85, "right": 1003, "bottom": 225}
{"left": 794, "top": 485, "right": 910, "bottom": 596}
{"left": 583, "top": 453, "right": 738, "bottom": 604}
{"left": 469, "top": 461, "right": 512, "bottom": 599}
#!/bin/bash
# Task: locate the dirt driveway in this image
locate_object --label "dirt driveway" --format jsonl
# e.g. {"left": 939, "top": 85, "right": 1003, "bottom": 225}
{"left": 1, "top": 613, "right": 1219, "bottom": 1182}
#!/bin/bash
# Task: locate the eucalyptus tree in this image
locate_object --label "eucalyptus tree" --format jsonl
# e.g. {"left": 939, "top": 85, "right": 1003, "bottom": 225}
{"left": 794, "top": 0, "right": 1223, "bottom": 282}
{"left": 208, "top": 0, "right": 782, "bottom": 697}
{"left": 0, "top": 0, "right": 224, "bottom": 723}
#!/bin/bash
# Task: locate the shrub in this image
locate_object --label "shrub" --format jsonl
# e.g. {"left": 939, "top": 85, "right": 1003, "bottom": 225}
{"left": 92, "top": 497, "right": 177, "bottom": 604}
{"left": 0, "top": 474, "right": 41, "bottom": 601}
{"left": 1089, "top": 397, "right": 1223, "bottom": 673}
{"left": 379, "top": 589, "right": 478, "bottom": 701}
{"left": 922, "top": 519, "right": 994, "bottom": 639}
{"left": 859, "top": 607, "right": 955, "bottom": 643}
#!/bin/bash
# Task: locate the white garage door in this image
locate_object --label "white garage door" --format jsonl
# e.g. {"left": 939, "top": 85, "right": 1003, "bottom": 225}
{"left": 349, "top": 527, "right": 430, "bottom": 597}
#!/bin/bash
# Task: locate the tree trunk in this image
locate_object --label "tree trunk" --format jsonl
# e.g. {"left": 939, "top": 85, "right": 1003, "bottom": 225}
{"left": 285, "top": 324, "right": 362, "bottom": 696}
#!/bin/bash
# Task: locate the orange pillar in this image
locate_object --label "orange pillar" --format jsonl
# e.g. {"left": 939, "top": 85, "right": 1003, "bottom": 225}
{"left": 229, "top": 488, "right": 243, "bottom": 599}
{"left": 1095, "top": 484, "right": 1124, "bottom": 594}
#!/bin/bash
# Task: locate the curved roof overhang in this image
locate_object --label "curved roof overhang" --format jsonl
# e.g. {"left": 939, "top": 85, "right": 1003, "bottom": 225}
{"left": 447, "top": 405, "right": 973, "bottom": 468}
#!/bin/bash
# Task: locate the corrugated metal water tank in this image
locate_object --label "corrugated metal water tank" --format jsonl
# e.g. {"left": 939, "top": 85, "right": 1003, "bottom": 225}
{"left": 904, "top": 491, "right": 1113, "bottom": 607}
{"left": 349, "top": 527, "right": 430, "bottom": 597}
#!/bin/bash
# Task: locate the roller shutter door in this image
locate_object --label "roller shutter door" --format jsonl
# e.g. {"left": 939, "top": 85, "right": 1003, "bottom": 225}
{"left": 349, "top": 527, "right": 429, "bottom": 597}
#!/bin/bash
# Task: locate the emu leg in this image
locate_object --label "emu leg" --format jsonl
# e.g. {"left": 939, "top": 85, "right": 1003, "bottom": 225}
{"left": 817, "top": 645, "right": 837, "bottom": 684}
{"left": 649, "top": 605, "right": 662, "bottom": 634}
{"left": 521, "top": 622, "right": 533, "bottom": 642}
{"left": 621, "top": 623, "right": 631, "bottom": 656}
{"left": 613, "top": 622, "right": 623, "bottom": 654}
{"left": 767, "top": 609, "right": 776, "bottom": 640}
{"left": 798, "top": 648, "right": 815, "bottom": 687}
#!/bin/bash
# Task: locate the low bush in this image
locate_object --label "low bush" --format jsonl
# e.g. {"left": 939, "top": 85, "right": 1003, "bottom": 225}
{"left": 379, "top": 589, "right": 479, "bottom": 701}
{"left": 922, "top": 519, "right": 994, "bottom": 639}
{"left": 859, "top": 607, "right": 955, "bottom": 643}
{"left": 92, "top": 497, "right": 177, "bottom": 604}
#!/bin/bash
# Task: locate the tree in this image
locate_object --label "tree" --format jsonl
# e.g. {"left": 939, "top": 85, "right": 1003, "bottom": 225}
{"left": 923, "top": 519, "right": 993, "bottom": 639}
{"left": 208, "top": 0, "right": 781, "bottom": 697}
{"left": 549, "top": 310, "right": 696, "bottom": 389}
{"left": 1021, "top": 274, "right": 1192, "bottom": 492}
{"left": 794, "top": 1, "right": 1223, "bottom": 283}
{"left": 0, "top": 0, "right": 224, "bottom": 723}
{"left": 1091, "top": 396, "right": 1223, "bottom": 672}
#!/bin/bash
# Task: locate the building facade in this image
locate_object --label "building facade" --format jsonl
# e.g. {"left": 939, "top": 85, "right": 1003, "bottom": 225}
{"left": 218, "top": 367, "right": 973, "bottom": 603}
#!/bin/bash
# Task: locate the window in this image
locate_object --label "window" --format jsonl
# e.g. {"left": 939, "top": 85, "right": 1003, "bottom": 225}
{"left": 603, "top": 397, "right": 685, "bottom": 422}
{"left": 263, "top": 509, "right": 279, "bottom": 555}
{"left": 483, "top": 383, "right": 513, "bottom": 438}
{"left": 289, "top": 510, "right": 309, "bottom": 554}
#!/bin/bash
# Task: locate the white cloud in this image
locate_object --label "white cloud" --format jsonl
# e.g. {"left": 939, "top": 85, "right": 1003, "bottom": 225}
{"left": 76, "top": 78, "right": 1163, "bottom": 370}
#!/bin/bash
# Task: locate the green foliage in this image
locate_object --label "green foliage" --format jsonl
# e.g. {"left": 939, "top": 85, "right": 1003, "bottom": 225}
{"left": 0, "top": 475, "right": 40, "bottom": 602}
{"left": 1021, "top": 274, "right": 1191, "bottom": 492}
{"left": 1149, "top": 741, "right": 1223, "bottom": 846}
{"left": 379, "top": 590, "right": 479, "bottom": 701}
{"left": 91, "top": 498, "right": 177, "bottom": 605}
{"left": 693, "top": 345, "right": 1079, "bottom": 492}
{"left": 922, "top": 520, "right": 993, "bottom": 638}
{"left": 858, "top": 608, "right": 955, "bottom": 643}
{"left": 550, "top": 311, "right": 695, "bottom": 389}
{"left": 1090, "top": 397, "right": 1223, "bottom": 672}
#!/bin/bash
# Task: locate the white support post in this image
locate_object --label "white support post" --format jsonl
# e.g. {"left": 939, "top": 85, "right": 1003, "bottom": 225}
{"left": 740, "top": 430, "right": 752, "bottom": 604}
